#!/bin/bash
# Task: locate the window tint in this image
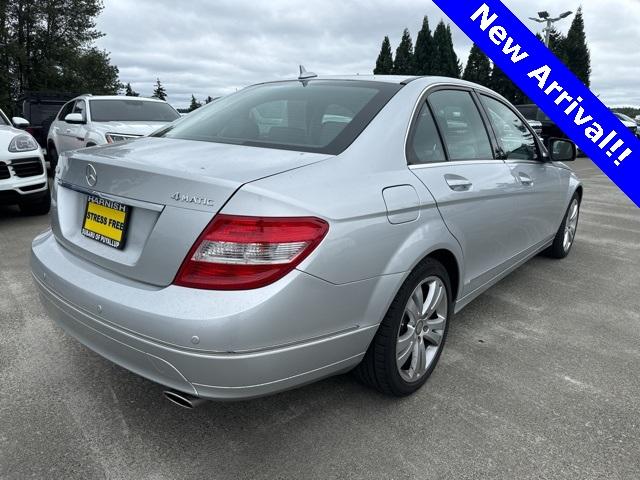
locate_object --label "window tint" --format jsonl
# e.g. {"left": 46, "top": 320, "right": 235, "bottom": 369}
{"left": 58, "top": 102, "right": 74, "bottom": 121}
{"left": 158, "top": 80, "right": 402, "bottom": 155}
{"left": 407, "top": 102, "right": 445, "bottom": 165}
{"left": 89, "top": 99, "right": 180, "bottom": 122}
{"left": 481, "top": 95, "right": 537, "bottom": 161}
{"left": 428, "top": 90, "right": 493, "bottom": 161}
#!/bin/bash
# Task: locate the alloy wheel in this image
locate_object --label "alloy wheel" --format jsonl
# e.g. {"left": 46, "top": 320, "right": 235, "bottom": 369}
{"left": 563, "top": 199, "right": 579, "bottom": 252}
{"left": 396, "top": 276, "right": 448, "bottom": 382}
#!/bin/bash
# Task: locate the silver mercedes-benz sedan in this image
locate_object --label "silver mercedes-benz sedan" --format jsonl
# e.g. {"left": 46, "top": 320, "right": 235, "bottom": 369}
{"left": 31, "top": 74, "right": 581, "bottom": 407}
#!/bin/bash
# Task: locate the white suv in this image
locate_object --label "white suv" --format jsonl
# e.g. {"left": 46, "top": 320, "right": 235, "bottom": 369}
{"left": 47, "top": 95, "right": 180, "bottom": 169}
{"left": 0, "top": 108, "right": 50, "bottom": 215}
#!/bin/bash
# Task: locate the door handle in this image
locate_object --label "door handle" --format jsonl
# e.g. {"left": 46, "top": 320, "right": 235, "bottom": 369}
{"left": 444, "top": 174, "right": 473, "bottom": 192}
{"left": 518, "top": 173, "right": 534, "bottom": 186}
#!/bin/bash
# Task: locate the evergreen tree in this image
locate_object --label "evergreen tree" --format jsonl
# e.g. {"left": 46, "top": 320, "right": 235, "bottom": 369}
{"left": 462, "top": 43, "right": 492, "bottom": 86}
{"left": 490, "top": 64, "right": 526, "bottom": 104}
{"left": 413, "top": 16, "right": 436, "bottom": 75}
{"left": 563, "top": 8, "right": 591, "bottom": 87}
{"left": 374, "top": 36, "right": 394, "bottom": 75}
{"left": 124, "top": 83, "right": 139, "bottom": 97}
{"left": 0, "top": 0, "right": 121, "bottom": 112}
{"left": 433, "top": 21, "right": 461, "bottom": 78}
{"left": 188, "top": 94, "right": 202, "bottom": 112}
{"left": 392, "top": 29, "right": 414, "bottom": 75}
{"left": 547, "top": 28, "right": 567, "bottom": 62}
{"left": 152, "top": 78, "right": 167, "bottom": 101}
{"left": 205, "top": 96, "right": 214, "bottom": 104}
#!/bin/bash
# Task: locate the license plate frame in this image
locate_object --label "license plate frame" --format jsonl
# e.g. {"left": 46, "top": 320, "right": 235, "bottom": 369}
{"left": 81, "top": 195, "right": 130, "bottom": 250}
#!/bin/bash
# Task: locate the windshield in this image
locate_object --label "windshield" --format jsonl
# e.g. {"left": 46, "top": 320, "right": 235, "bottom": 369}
{"left": 89, "top": 99, "right": 180, "bottom": 122}
{"left": 0, "top": 109, "right": 9, "bottom": 126}
{"left": 157, "top": 80, "right": 402, "bottom": 154}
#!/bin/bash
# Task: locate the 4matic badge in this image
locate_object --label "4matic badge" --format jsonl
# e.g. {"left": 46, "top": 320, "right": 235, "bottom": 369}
{"left": 170, "top": 192, "right": 215, "bottom": 207}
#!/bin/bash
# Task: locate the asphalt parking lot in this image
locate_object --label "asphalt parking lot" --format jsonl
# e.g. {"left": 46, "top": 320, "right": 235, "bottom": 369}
{"left": 1, "top": 158, "right": 639, "bottom": 480}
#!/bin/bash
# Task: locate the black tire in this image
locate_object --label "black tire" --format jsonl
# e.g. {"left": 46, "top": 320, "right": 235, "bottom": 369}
{"left": 354, "top": 258, "right": 452, "bottom": 396}
{"left": 19, "top": 189, "right": 51, "bottom": 216}
{"left": 545, "top": 193, "right": 580, "bottom": 259}
{"left": 47, "top": 144, "right": 58, "bottom": 176}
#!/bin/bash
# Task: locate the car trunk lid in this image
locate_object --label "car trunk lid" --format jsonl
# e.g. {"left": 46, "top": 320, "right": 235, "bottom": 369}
{"left": 51, "top": 137, "right": 328, "bottom": 286}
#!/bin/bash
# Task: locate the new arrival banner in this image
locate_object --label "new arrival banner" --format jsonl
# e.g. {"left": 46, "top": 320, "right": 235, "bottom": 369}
{"left": 432, "top": 0, "right": 640, "bottom": 208}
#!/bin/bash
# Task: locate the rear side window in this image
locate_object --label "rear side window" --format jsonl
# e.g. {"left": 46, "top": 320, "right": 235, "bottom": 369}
{"left": 428, "top": 90, "right": 493, "bottom": 161}
{"left": 407, "top": 103, "right": 446, "bottom": 165}
{"left": 481, "top": 95, "right": 537, "bottom": 161}
{"left": 158, "top": 80, "right": 402, "bottom": 155}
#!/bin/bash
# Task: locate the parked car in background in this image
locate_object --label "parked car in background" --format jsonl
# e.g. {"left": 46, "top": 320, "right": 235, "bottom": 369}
{"left": 516, "top": 104, "right": 567, "bottom": 141}
{"left": 47, "top": 95, "right": 181, "bottom": 170}
{"left": 0, "top": 108, "right": 50, "bottom": 215}
{"left": 612, "top": 112, "right": 639, "bottom": 138}
{"left": 517, "top": 104, "right": 587, "bottom": 156}
{"left": 32, "top": 75, "right": 581, "bottom": 406}
{"left": 525, "top": 119, "right": 543, "bottom": 139}
{"left": 17, "top": 91, "right": 80, "bottom": 150}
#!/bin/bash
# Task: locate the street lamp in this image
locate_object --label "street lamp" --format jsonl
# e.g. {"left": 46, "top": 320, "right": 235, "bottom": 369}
{"left": 529, "top": 10, "right": 573, "bottom": 47}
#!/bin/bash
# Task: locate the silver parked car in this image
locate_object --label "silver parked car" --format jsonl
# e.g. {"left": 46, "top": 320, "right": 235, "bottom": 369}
{"left": 31, "top": 74, "right": 581, "bottom": 407}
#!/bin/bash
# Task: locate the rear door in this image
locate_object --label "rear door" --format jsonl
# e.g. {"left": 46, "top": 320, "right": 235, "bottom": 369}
{"left": 408, "top": 87, "right": 523, "bottom": 296}
{"left": 479, "top": 94, "right": 564, "bottom": 246}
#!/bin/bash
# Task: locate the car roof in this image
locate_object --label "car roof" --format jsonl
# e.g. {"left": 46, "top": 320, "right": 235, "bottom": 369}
{"left": 72, "top": 95, "right": 167, "bottom": 103}
{"left": 256, "top": 75, "right": 507, "bottom": 99}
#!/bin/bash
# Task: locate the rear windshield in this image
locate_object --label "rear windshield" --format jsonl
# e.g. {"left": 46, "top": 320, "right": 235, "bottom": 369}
{"left": 156, "top": 80, "right": 402, "bottom": 154}
{"left": 90, "top": 99, "right": 180, "bottom": 122}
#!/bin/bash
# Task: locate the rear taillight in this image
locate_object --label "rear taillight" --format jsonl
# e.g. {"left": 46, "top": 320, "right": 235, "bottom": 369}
{"left": 174, "top": 215, "right": 329, "bottom": 290}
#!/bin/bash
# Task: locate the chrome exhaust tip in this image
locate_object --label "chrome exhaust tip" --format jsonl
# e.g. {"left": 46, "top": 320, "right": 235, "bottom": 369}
{"left": 163, "top": 389, "right": 207, "bottom": 409}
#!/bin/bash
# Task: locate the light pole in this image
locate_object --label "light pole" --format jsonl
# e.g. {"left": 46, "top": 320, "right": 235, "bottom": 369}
{"left": 529, "top": 11, "right": 573, "bottom": 47}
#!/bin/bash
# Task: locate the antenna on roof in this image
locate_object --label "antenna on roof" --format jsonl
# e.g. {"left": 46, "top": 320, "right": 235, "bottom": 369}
{"left": 298, "top": 65, "right": 318, "bottom": 80}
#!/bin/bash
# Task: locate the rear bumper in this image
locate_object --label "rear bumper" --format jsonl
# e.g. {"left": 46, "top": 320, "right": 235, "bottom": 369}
{"left": 31, "top": 231, "right": 393, "bottom": 400}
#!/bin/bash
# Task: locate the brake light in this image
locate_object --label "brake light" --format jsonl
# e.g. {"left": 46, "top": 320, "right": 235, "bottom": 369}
{"left": 174, "top": 215, "right": 329, "bottom": 290}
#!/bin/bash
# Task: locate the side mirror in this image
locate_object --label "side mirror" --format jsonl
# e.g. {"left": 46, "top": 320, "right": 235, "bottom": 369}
{"left": 548, "top": 138, "right": 577, "bottom": 162}
{"left": 12, "top": 116, "right": 30, "bottom": 129}
{"left": 64, "top": 113, "right": 85, "bottom": 124}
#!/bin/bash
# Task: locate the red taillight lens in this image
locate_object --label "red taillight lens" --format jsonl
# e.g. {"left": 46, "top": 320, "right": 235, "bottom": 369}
{"left": 174, "top": 215, "right": 329, "bottom": 290}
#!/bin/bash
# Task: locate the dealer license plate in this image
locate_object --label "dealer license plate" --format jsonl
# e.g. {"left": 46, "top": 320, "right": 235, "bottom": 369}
{"left": 81, "top": 195, "right": 130, "bottom": 249}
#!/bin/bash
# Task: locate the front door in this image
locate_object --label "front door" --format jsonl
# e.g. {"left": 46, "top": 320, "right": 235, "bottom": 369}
{"left": 479, "top": 94, "right": 564, "bottom": 246}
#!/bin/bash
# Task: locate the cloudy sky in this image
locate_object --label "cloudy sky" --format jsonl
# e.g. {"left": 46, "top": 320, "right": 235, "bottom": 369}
{"left": 96, "top": 0, "right": 640, "bottom": 109}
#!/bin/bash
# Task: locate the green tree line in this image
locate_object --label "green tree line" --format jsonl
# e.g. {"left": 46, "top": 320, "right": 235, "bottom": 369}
{"left": 374, "top": 8, "right": 590, "bottom": 105}
{"left": 0, "top": 0, "right": 123, "bottom": 113}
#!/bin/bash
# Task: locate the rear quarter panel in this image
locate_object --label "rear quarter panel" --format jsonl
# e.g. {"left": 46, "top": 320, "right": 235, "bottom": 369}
{"left": 221, "top": 80, "right": 465, "bottom": 318}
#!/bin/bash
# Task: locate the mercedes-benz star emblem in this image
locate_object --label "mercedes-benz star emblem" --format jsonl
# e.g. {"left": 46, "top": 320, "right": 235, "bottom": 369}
{"left": 85, "top": 164, "right": 97, "bottom": 187}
